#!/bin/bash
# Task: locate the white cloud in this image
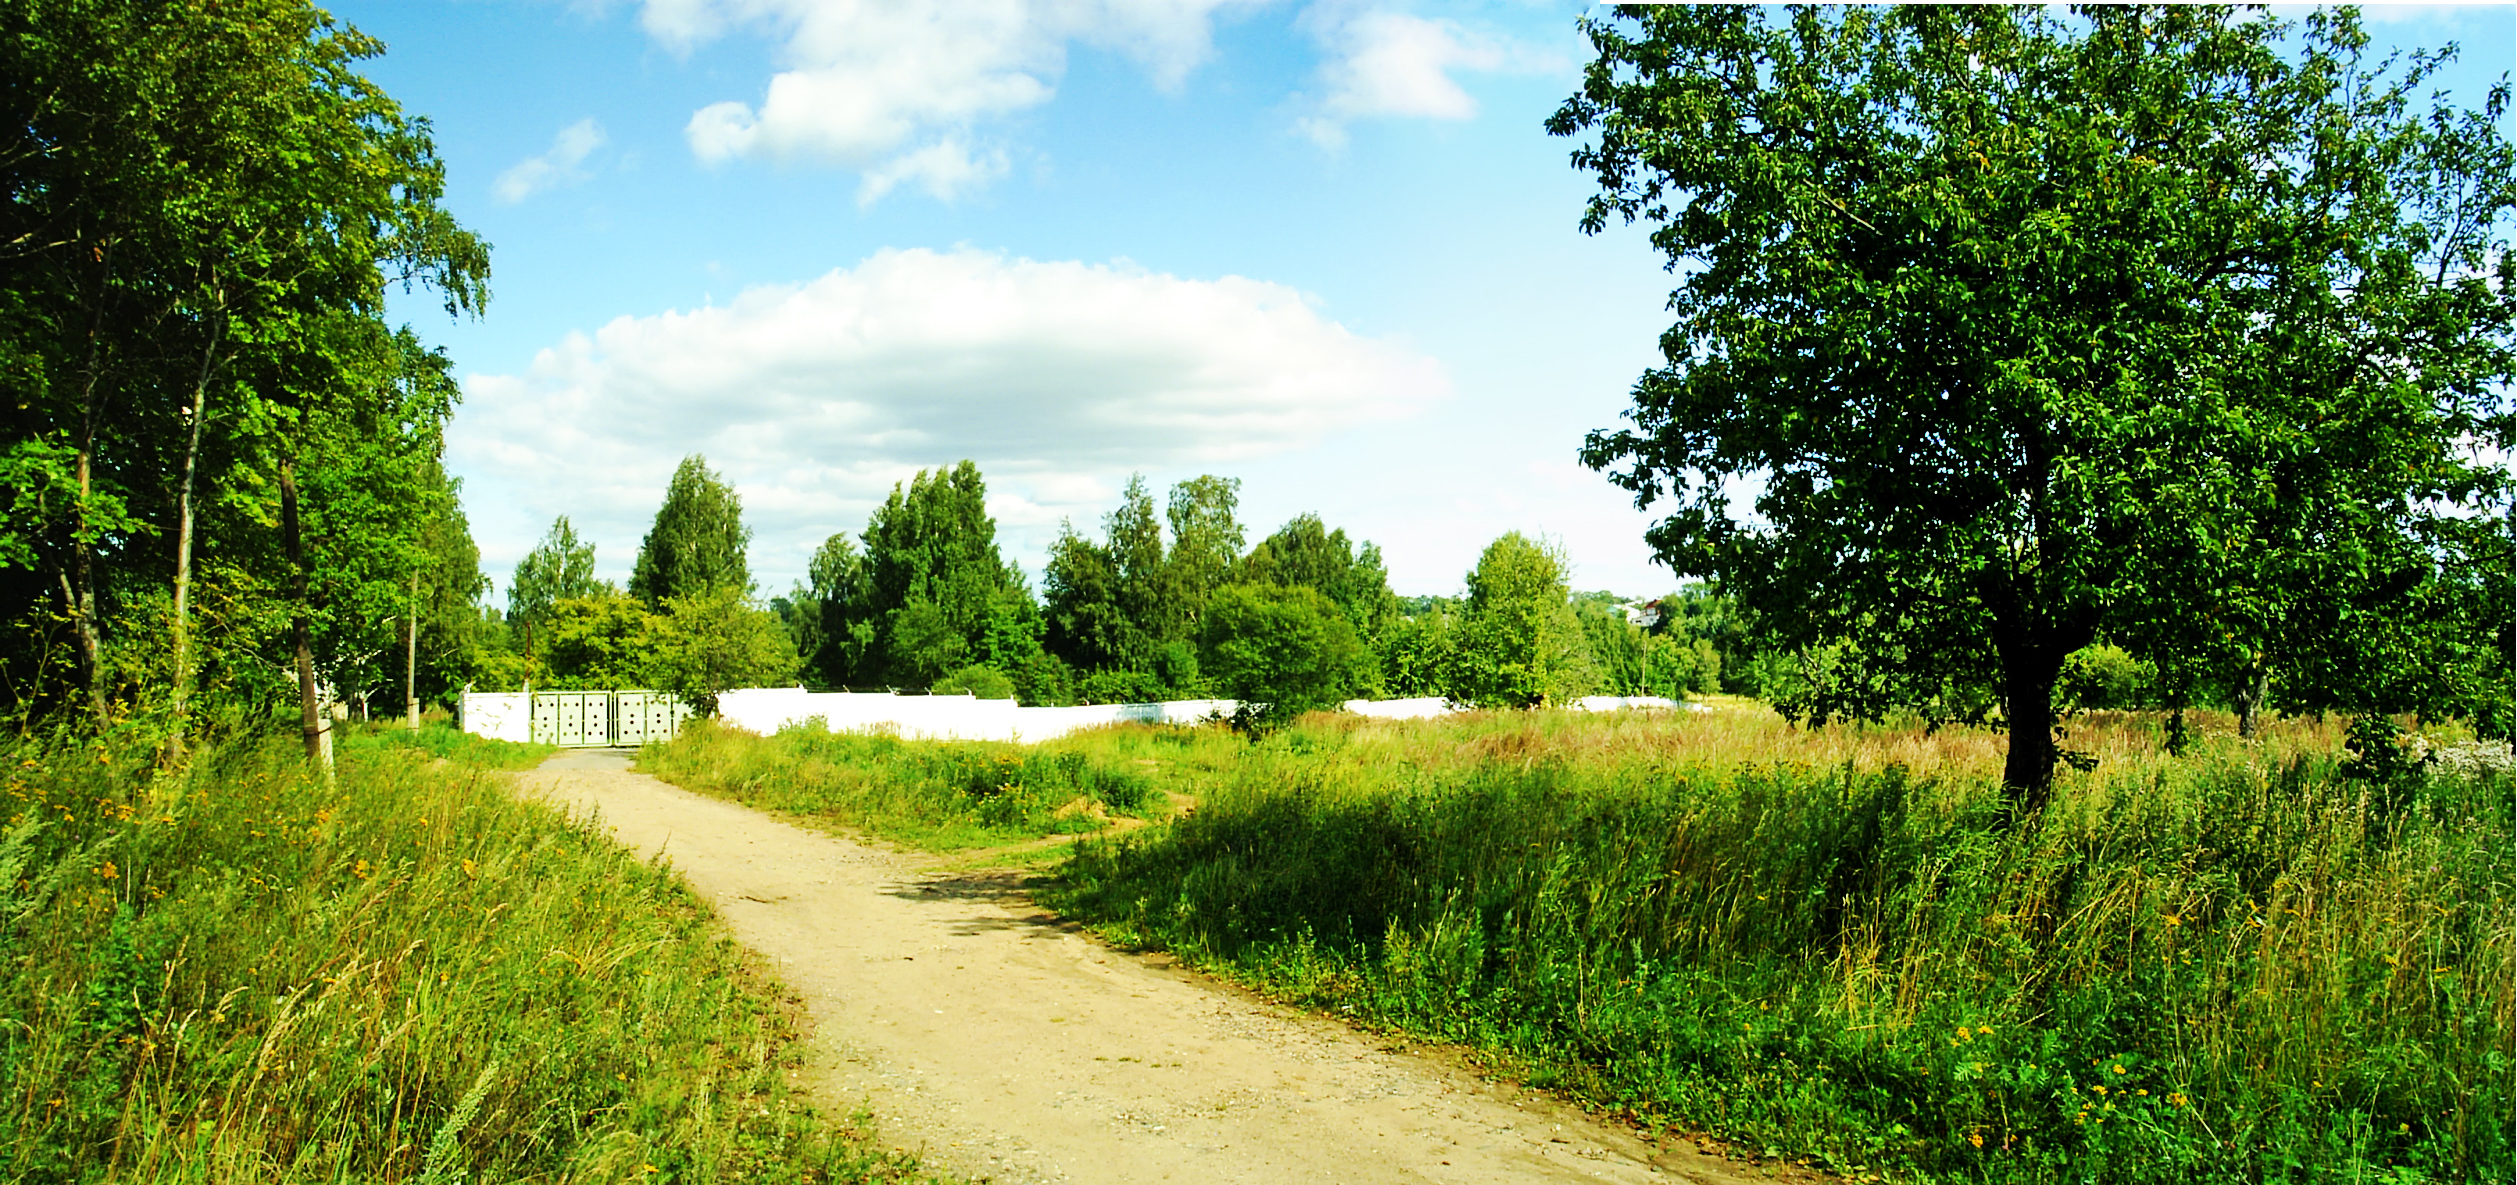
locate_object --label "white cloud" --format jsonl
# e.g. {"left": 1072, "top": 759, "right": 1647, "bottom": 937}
{"left": 656, "top": 0, "right": 1251, "bottom": 199}
{"left": 451, "top": 248, "right": 1445, "bottom": 588}
{"left": 1293, "top": 5, "right": 1553, "bottom": 149}
{"left": 855, "top": 138, "right": 1012, "bottom": 206}
{"left": 493, "top": 118, "right": 609, "bottom": 203}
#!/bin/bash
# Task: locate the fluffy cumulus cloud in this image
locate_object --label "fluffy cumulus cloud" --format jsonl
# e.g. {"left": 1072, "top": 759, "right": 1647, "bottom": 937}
{"left": 654, "top": 0, "right": 1250, "bottom": 199}
{"left": 492, "top": 118, "right": 608, "bottom": 204}
{"left": 451, "top": 248, "right": 1445, "bottom": 586}
{"left": 1292, "top": 5, "right": 1553, "bottom": 149}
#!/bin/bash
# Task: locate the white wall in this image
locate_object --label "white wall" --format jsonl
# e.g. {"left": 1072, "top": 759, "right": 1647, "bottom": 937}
{"left": 714, "top": 690, "right": 1242, "bottom": 744}
{"left": 457, "top": 691, "right": 533, "bottom": 743}
{"left": 462, "top": 686, "right": 1695, "bottom": 747}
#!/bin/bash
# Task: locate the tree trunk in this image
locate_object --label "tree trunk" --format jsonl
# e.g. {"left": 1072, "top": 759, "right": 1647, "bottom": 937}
{"left": 2233, "top": 653, "right": 2268, "bottom": 738}
{"left": 72, "top": 448, "right": 107, "bottom": 727}
{"left": 281, "top": 461, "right": 323, "bottom": 767}
{"left": 1997, "top": 623, "right": 2076, "bottom": 818}
{"left": 70, "top": 262, "right": 110, "bottom": 730}
{"left": 406, "top": 572, "right": 420, "bottom": 729}
{"left": 170, "top": 311, "right": 223, "bottom": 755}
{"left": 2002, "top": 664, "right": 2060, "bottom": 813}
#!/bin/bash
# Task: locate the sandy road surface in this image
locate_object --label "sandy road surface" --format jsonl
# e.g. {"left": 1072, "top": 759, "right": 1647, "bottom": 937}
{"left": 518, "top": 751, "right": 1798, "bottom": 1185}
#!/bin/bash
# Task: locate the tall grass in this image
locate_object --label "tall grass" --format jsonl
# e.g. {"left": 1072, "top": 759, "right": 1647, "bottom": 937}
{"left": 338, "top": 717, "right": 558, "bottom": 771}
{"left": 0, "top": 724, "right": 943, "bottom": 1183}
{"left": 639, "top": 720, "right": 1175, "bottom": 851}
{"left": 1045, "top": 708, "right": 2511, "bottom": 1183}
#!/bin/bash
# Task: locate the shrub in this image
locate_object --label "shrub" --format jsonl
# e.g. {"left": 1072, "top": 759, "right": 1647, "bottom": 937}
{"left": 931, "top": 663, "right": 1017, "bottom": 700}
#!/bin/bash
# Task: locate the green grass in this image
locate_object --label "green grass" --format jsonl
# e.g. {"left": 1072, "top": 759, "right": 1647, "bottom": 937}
{"left": 636, "top": 719, "right": 1179, "bottom": 852}
{"left": 0, "top": 725, "right": 949, "bottom": 1183}
{"left": 1039, "top": 708, "right": 2511, "bottom": 1183}
{"left": 337, "top": 717, "right": 557, "bottom": 771}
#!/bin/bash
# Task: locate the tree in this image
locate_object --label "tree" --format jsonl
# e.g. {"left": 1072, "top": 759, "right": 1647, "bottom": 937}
{"left": 630, "top": 454, "right": 751, "bottom": 607}
{"left": 1165, "top": 475, "right": 1245, "bottom": 636}
{"left": 1552, "top": 6, "right": 2514, "bottom": 804}
{"left": 1200, "top": 582, "right": 1368, "bottom": 732}
{"left": 1449, "top": 533, "right": 1596, "bottom": 708}
{"left": 540, "top": 591, "right": 661, "bottom": 689}
{"left": 1042, "top": 525, "right": 1139, "bottom": 676}
{"left": 287, "top": 324, "right": 467, "bottom": 723}
{"left": 1040, "top": 473, "right": 1252, "bottom": 701}
{"left": 647, "top": 583, "right": 801, "bottom": 714}
{"left": 509, "top": 516, "right": 602, "bottom": 659}
{"left": 850, "top": 461, "right": 1032, "bottom": 687}
{"left": 1238, "top": 514, "right": 1399, "bottom": 688}
{"left": 1380, "top": 598, "right": 1458, "bottom": 698}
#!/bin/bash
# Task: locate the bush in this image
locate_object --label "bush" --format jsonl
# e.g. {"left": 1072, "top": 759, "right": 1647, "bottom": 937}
{"left": 2061, "top": 643, "right": 2155, "bottom": 711}
{"left": 931, "top": 663, "right": 1017, "bottom": 700}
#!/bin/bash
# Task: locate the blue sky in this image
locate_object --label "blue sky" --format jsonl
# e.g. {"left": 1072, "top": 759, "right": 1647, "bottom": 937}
{"left": 331, "top": 1, "right": 2516, "bottom": 602}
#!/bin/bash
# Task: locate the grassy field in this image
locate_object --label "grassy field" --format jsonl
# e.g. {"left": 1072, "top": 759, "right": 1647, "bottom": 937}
{"left": 0, "top": 720, "right": 947, "bottom": 1184}
{"left": 1040, "top": 706, "right": 2510, "bottom": 1184}
{"left": 647, "top": 703, "right": 2513, "bottom": 1183}
{"left": 637, "top": 720, "right": 1173, "bottom": 852}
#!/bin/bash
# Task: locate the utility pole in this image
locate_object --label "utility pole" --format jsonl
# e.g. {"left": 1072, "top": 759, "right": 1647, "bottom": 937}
{"left": 406, "top": 571, "right": 421, "bottom": 729}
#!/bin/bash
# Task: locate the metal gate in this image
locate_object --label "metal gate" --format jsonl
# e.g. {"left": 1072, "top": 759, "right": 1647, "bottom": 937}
{"left": 530, "top": 690, "right": 689, "bottom": 747}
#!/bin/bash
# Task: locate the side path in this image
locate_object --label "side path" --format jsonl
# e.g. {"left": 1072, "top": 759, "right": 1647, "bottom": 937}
{"left": 518, "top": 751, "right": 1801, "bottom": 1185}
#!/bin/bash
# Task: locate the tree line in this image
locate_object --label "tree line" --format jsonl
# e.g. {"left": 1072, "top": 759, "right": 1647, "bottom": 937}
{"left": 1, "top": 0, "right": 490, "bottom": 757}
{"left": 484, "top": 458, "right": 1742, "bottom": 726}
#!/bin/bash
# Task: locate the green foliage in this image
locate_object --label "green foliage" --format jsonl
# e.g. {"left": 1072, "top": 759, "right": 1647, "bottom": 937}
{"left": 2062, "top": 644, "right": 2157, "bottom": 713}
{"left": 1048, "top": 712, "right": 2513, "bottom": 1184}
{"left": 0, "top": 0, "right": 492, "bottom": 732}
{"left": 1238, "top": 513, "right": 1399, "bottom": 652}
{"left": 1198, "top": 582, "right": 1369, "bottom": 731}
{"left": 931, "top": 663, "right": 1016, "bottom": 700}
{"left": 1378, "top": 598, "right": 1456, "bottom": 698}
{"left": 1165, "top": 474, "right": 1246, "bottom": 634}
{"left": 629, "top": 454, "right": 753, "bottom": 608}
{"left": 1450, "top": 533, "right": 1595, "bottom": 708}
{"left": 535, "top": 586, "right": 799, "bottom": 709}
{"left": 336, "top": 718, "right": 555, "bottom": 771}
{"left": 649, "top": 583, "right": 803, "bottom": 713}
{"left": 639, "top": 720, "right": 1168, "bottom": 850}
{"left": 0, "top": 727, "right": 934, "bottom": 1182}
{"left": 540, "top": 591, "right": 663, "bottom": 688}
{"left": 2338, "top": 715, "right": 2427, "bottom": 786}
{"left": 1574, "top": 595, "right": 1716, "bottom": 700}
{"left": 812, "top": 461, "right": 1034, "bottom": 691}
{"left": 1553, "top": 5, "right": 2516, "bottom": 796}
{"left": 1043, "top": 473, "right": 1259, "bottom": 701}
{"left": 506, "top": 515, "right": 602, "bottom": 656}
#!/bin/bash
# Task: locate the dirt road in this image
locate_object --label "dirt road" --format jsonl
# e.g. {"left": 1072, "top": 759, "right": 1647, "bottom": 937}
{"left": 519, "top": 751, "right": 1793, "bottom": 1185}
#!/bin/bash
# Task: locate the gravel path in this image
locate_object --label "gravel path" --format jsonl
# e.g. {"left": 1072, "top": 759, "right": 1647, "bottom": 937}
{"left": 518, "top": 750, "right": 1806, "bottom": 1185}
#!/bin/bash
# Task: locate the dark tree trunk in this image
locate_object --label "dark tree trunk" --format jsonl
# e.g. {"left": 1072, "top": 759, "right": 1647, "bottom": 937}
{"left": 1995, "top": 616, "right": 2081, "bottom": 819}
{"left": 2002, "top": 661, "right": 2061, "bottom": 812}
{"left": 281, "top": 461, "right": 322, "bottom": 764}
